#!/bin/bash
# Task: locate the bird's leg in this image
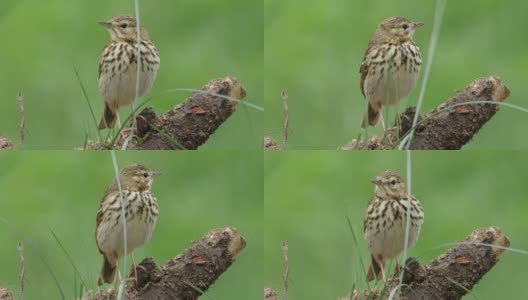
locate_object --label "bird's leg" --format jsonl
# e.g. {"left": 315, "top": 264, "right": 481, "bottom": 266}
{"left": 127, "top": 253, "right": 139, "bottom": 283}
{"left": 116, "top": 113, "right": 122, "bottom": 130}
{"left": 380, "top": 264, "right": 387, "bottom": 283}
{"left": 117, "top": 104, "right": 138, "bottom": 144}
{"left": 114, "top": 258, "right": 122, "bottom": 284}
{"left": 128, "top": 253, "right": 147, "bottom": 283}
{"left": 379, "top": 110, "right": 387, "bottom": 132}
{"left": 130, "top": 103, "right": 138, "bottom": 135}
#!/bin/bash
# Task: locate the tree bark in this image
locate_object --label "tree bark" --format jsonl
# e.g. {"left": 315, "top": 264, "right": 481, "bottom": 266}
{"left": 339, "top": 76, "right": 511, "bottom": 150}
{"left": 86, "top": 76, "right": 247, "bottom": 150}
{"left": 84, "top": 227, "right": 246, "bottom": 300}
{"left": 341, "top": 227, "right": 510, "bottom": 300}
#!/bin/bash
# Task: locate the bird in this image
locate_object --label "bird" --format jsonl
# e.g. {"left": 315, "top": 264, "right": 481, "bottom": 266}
{"left": 97, "top": 15, "right": 160, "bottom": 130}
{"left": 363, "top": 171, "right": 424, "bottom": 282}
{"left": 359, "top": 17, "right": 423, "bottom": 130}
{"left": 95, "top": 164, "right": 160, "bottom": 285}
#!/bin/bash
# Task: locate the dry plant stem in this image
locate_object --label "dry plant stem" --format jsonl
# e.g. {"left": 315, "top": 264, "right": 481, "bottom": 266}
{"left": 17, "top": 92, "right": 25, "bottom": 150}
{"left": 340, "top": 76, "right": 511, "bottom": 150}
{"left": 133, "top": 76, "right": 246, "bottom": 150}
{"left": 85, "top": 227, "right": 246, "bottom": 300}
{"left": 282, "top": 241, "right": 289, "bottom": 300}
{"left": 281, "top": 91, "right": 289, "bottom": 150}
{"left": 338, "top": 227, "right": 509, "bottom": 300}
{"left": 263, "top": 91, "right": 289, "bottom": 151}
{"left": 18, "top": 241, "right": 24, "bottom": 300}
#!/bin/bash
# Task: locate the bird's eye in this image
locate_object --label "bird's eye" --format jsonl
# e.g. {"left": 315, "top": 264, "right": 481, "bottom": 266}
{"left": 143, "top": 173, "right": 149, "bottom": 178}
{"left": 402, "top": 24, "right": 409, "bottom": 30}
{"left": 120, "top": 23, "right": 128, "bottom": 29}
{"left": 391, "top": 180, "right": 396, "bottom": 185}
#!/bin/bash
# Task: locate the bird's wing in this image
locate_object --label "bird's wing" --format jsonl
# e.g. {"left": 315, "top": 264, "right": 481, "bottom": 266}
{"left": 363, "top": 196, "right": 376, "bottom": 233}
{"left": 359, "top": 44, "right": 374, "bottom": 98}
{"left": 98, "top": 42, "right": 112, "bottom": 78}
{"left": 95, "top": 181, "right": 118, "bottom": 253}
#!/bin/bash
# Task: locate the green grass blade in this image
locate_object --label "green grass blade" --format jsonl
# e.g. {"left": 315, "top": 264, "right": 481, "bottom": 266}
{"left": 398, "top": 150, "right": 413, "bottom": 293}
{"left": 348, "top": 282, "right": 356, "bottom": 300}
{"left": 73, "top": 65, "right": 102, "bottom": 141}
{"left": 346, "top": 216, "right": 372, "bottom": 294}
{"left": 405, "top": 0, "right": 447, "bottom": 149}
{"left": 0, "top": 217, "right": 65, "bottom": 299}
{"left": 397, "top": 100, "right": 528, "bottom": 149}
{"left": 183, "top": 280, "right": 216, "bottom": 300}
{"left": 147, "top": 123, "right": 186, "bottom": 149}
{"left": 431, "top": 242, "right": 528, "bottom": 255}
{"left": 388, "top": 284, "right": 407, "bottom": 300}
{"left": 446, "top": 277, "right": 481, "bottom": 300}
{"left": 48, "top": 225, "right": 88, "bottom": 288}
{"left": 110, "top": 150, "right": 128, "bottom": 300}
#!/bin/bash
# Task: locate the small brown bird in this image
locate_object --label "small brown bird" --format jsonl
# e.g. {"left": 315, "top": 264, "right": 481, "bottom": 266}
{"left": 360, "top": 17, "right": 423, "bottom": 129}
{"left": 95, "top": 164, "right": 160, "bottom": 285}
{"left": 364, "top": 171, "right": 424, "bottom": 282}
{"left": 97, "top": 15, "right": 160, "bottom": 130}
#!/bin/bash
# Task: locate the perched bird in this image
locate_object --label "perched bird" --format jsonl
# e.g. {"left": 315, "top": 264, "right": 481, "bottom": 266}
{"left": 97, "top": 15, "right": 160, "bottom": 130}
{"left": 359, "top": 17, "right": 423, "bottom": 129}
{"left": 95, "top": 164, "right": 160, "bottom": 285}
{"left": 364, "top": 171, "right": 424, "bottom": 282}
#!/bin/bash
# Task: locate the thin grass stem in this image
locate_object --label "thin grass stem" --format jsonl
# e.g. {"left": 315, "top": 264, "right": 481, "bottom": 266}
{"left": 110, "top": 150, "right": 127, "bottom": 299}
{"left": 405, "top": 0, "right": 447, "bottom": 149}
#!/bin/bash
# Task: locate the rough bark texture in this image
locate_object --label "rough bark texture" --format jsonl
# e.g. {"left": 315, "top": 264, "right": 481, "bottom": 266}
{"left": 0, "top": 136, "right": 15, "bottom": 150}
{"left": 84, "top": 227, "right": 246, "bottom": 300}
{"left": 338, "top": 76, "right": 511, "bottom": 150}
{"left": 340, "top": 227, "right": 510, "bottom": 300}
{"left": 85, "top": 76, "right": 246, "bottom": 150}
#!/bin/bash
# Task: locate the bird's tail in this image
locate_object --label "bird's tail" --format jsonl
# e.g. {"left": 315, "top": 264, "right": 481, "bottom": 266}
{"left": 361, "top": 104, "right": 380, "bottom": 128}
{"left": 366, "top": 255, "right": 383, "bottom": 282}
{"left": 98, "top": 103, "right": 118, "bottom": 130}
{"left": 97, "top": 255, "right": 117, "bottom": 286}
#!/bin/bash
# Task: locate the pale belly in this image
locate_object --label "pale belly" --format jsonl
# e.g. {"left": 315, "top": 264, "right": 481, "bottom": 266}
{"left": 365, "top": 216, "right": 421, "bottom": 260}
{"left": 366, "top": 65, "right": 419, "bottom": 108}
{"left": 96, "top": 212, "right": 156, "bottom": 257}
{"left": 98, "top": 64, "right": 158, "bottom": 108}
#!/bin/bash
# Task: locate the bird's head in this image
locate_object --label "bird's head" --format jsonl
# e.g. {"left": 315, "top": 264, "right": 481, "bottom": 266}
{"left": 118, "top": 164, "right": 160, "bottom": 191}
{"left": 99, "top": 15, "right": 151, "bottom": 42}
{"left": 378, "top": 16, "right": 424, "bottom": 43}
{"left": 372, "top": 171, "right": 407, "bottom": 199}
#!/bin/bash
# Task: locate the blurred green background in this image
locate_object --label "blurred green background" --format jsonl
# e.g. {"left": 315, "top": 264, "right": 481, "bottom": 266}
{"left": 265, "top": 151, "right": 528, "bottom": 299}
{"left": 264, "top": 0, "right": 528, "bottom": 149}
{"left": 0, "top": 151, "right": 262, "bottom": 299}
{"left": 0, "top": 0, "right": 262, "bottom": 149}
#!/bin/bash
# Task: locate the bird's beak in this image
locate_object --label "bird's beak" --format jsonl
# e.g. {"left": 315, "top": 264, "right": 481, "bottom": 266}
{"left": 99, "top": 21, "right": 112, "bottom": 28}
{"left": 371, "top": 178, "right": 382, "bottom": 186}
{"left": 151, "top": 172, "right": 161, "bottom": 177}
{"left": 413, "top": 22, "right": 425, "bottom": 29}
